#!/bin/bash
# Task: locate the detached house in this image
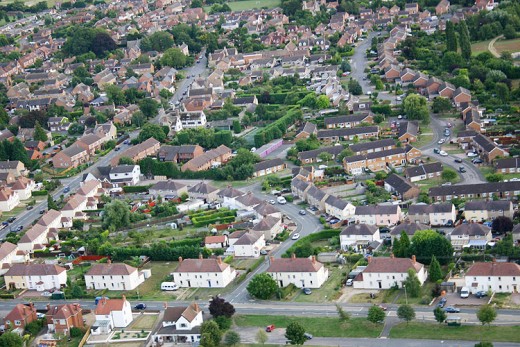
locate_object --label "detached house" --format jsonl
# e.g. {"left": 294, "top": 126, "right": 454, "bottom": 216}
{"left": 267, "top": 255, "right": 329, "bottom": 289}
{"left": 172, "top": 256, "right": 236, "bottom": 288}
{"left": 85, "top": 262, "right": 146, "bottom": 291}
{"left": 153, "top": 303, "right": 204, "bottom": 345}
{"left": 465, "top": 262, "right": 520, "bottom": 294}
{"left": 4, "top": 303, "right": 38, "bottom": 331}
{"left": 353, "top": 255, "right": 427, "bottom": 290}
{"left": 91, "top": 297, "right": 133, "bottom": 335}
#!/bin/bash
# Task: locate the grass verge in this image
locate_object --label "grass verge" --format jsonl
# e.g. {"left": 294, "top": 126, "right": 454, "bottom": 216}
{"left": 294, "top": 265, "right": 347, "bottom": 303}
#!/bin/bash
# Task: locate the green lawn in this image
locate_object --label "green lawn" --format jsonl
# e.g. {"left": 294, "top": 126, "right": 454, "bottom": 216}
{"left": 471, "top": 39, "right": 493, "bottom": 56}
{"left": 479, "top": 165, "right": 495, "bottom": 177}
{"left": 129, "top": 314, "right": 158, "bottom": 330}
{"left": 390, "top": 322, "right": 520, "bottom": 343}
{"left": 295, "top": 265, "right": 347, "bottom": 303}
{"left": 393, "top": 282, "right": 435, "bottom": 305}
{"left": 417, "top": 176, "right": 460, "bottom": 194}
{"left": 234, "top": 315, "right": 382, "bottom": 338}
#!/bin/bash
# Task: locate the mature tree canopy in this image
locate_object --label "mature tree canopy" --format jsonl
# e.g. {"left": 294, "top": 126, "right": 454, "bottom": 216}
{"left": 433, "top": 307, "right": 447, "bottom": 324}
{"left": 0, "top": 332, "right": 24, "bottom": 347}
{"left": 432, "top": 97, "right": 453, "bottom": 114}
{"left": 63, "top": 27, "right": 116, "bottom": 57}
{"left": 103, "top": 200, "right": 131, "bottom": 231}
{"left": 223, "top": 331, "right": 241, "bottom": 346}
{"left": 429, "top": 255, "right": 443, "bottom": 282}
{"left": 410, "top": 230, "right": 454, "bottom": 265}
{"left": 459, "top": 20, "right": 472, "bottom": 60}
{"left": 403, "top": 93, "right": 429, "bottom": 124}
{"left": 441, "top": 168, "right": 458, "bottom": 182}
{"left": 140, "top": 31, "right": 174, "bottom": 52}
{"left": 200, "top": 321, "right": 222, "bottom": 347}
{"left": 492, "top": 216, "right": 513, "bottom": 234}
{"left": 397, "top": 304, "right": 415, "bottom": 325}
{"left": 367, "top": 305, "right": 386, "bottom": 323}
{"left": 209, "top": 296, "right": 235, "bottom": 318}
{"left": 138, "top": 99, "right": 160, "bottom": 118}
{"left": 445, "top": 21, "right": 458, "bottom": 52}
{"left": 161, "top": 48, "right": 187, "bottom": 68}
{"left": 137, "top": 123, "right": 167, "bottom": 143}
{"left": 33, "top": 121, "right": 48, "bottom": 142}
{"left": 403, "top": 269, "right": 421, "bottom": 298}
{"left": 247, "top": 273, "right": 278, "bottom": 299}
{"left": 285, "top": 322, "right": 307, "bottom": 345}
{"left": 477, "top": 305, "right": 497, "bottom": 326}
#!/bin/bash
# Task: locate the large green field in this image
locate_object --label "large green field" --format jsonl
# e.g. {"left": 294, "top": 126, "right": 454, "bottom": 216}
{"left": 205, "top": 0, "right": 281, "bottom": 11}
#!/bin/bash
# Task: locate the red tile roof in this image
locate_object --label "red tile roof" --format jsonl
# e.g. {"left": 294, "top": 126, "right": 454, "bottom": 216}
{"left": 466, "top": 262, "right": 520, "bottom": 277}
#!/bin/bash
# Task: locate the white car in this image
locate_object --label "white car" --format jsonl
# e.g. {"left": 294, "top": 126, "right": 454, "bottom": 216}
{"left": 291, "top": 233, "right": 300, "bottom": 240}
{"left": 396, "top": 96, "right": 402, "bottom": 101}
{"left": 268, "top": 200, "right": 276, "bottom": 205}
{"left": 438, "top": 138, "right": 445, "bottom": 144}
{"left": 397, "top": 115, "right": 403, "bottom": 119}
{"left": 467, "top": 152, "right": 478, "bottom": 157}
{"left": 439, "top": 150, "right": 448, "bottom": 156}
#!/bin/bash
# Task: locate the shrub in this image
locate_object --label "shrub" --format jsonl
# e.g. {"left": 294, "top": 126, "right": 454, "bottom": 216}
{"left": 70, "top": 327, "right": 84, "bottom": 338}
{"left": 32, "top": 190, "right": 48, "bottom": 196}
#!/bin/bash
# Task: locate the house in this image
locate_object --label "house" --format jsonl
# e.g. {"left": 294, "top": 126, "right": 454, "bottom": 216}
{"left": 4, "top": 264, "right": 67, "bottom": 291}
{"left": 148, "top": 180, "right": 188, "bottom": 199}
{"left": 354, "top": 205, "right": 401, "bottom": 226}
{"left": 108, "top": 165, "right": 141, "bottom": 186}
{"left": 10, "top": 177, "right": 36, "bottom": 200}
{"left": 218, "top": 186, "right": 245, "bottom": 209}
{"left": 229, "top": 231, "right": 265, "bottom": 258}
{"left": 291, "top": 177, "right": 311, "bottom": 201}
{"left": 252, "top": 216, "right": 283, "bottom": 240}
{"left": 324, "top": 114, "right": 374, "bottom": 129}
{"left": 266, "top": 254, "right": 329, "bottom": 288}
{"left": 77, "top": 134, "right": 104, "bottom": 156}
{"left": 153, "top": 303, "right": 204, "bottom": 345}
{"left": 384, "top": 174, "right": 420, "bottom": 200}
{"left": 172, "top": 256, "right": 236, "bottom": 288}
{"left": 181, "top": 145, "right": 232, "bottom": 172}
{"left": 0, "top": 242, "right": 22, "bottom": 275}
{"left": 317, "top": 126, "right": 379, "bottom": 143}
{"left": 405, "top": 162, "right": 443, "bottom": 182}
{"left": 349, "top": 139, "right": 396, "bottom": 155}
{"left": 297, "top": 146, "right": 343, "bottom": 164}
{"left": 0, "top": 187, "right": 20, "bottom": 212}
{"left": 253, "top": 158, "right": 286, "bottom": 177}
{"left": 465, "top": 261, "right": 520, "bottom": 293}
{"left": 430, "top": 180, "right": 520, "bottom": 201}
{"left": 253, "top": 202, "right": 282, "bottom": 220}
{"left": 472, "top": 134, "right": 508, "bottom": 163}
{"left": 46, "top": 303, "right": 84, "bottom": 334}
{"left": 390, "top": 222, "right": 430, "bottom": 241}
{"left": 324, "top": 195, "right": 355, "bottom": 221}
{"left": 85, "top": 262, "right": 146, "bottom": 291}
{"left": 91, "top": 297, "right": 133, "bottom": 335}
{"left": 52, "top": 145, "right": 89, "bottom": 169}
{"left": 204, "top": 235, "right": 229, "bottom": 249}
{"left": 397, "top": 121, "right": 419, "bottom": 143}
{"left": 453, "top": 87, "right": 471, "bottom": 106}
{"left": 306, "top": 185, "right": 328, "bottom": 211}
{"left": 407, "top": 203, "right": 456, "bottom": 226}
{"left": 343, "top": 145, "right": 422, "bottom": 175}
{"left": 353, "top": 255, "right": 427, "bottom": 289}
{"left": 340, "top": 224, "right": 381, "bottom": 251}
{"left": 188, "top": 182, "right": 219, "bottom": 202}
{"left": 295, "top": 122, "right": 318, "bottom": 140}
{"left": 4, "top": 303, "right": 37, "bottom": 331}
{"left": 47, "top": 117, "right": 70, "bottom": 132}
{"left": 464, "top": 200, "right": 514, "bottom": 221}
{"left": 436, "top": 0, "right": 450, "bottom": 14}
{"left": 450, "top": 223, "right": 492, "bottom": 250}
{"left": 495, "top": 157, "right": 520, "bottom": 174}
{"left": 0, "top": 161, "right": 27, "bottom": 177}
{"left": 179, "top": 111, "right": 207, "bottom": 128}
{"left": 159, "top": 145, "right": 204, "bottom": 163}
{"left": 111, "top": 138, "right": 161, "bottom": 166}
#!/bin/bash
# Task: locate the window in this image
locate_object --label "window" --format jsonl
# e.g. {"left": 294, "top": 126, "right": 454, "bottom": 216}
{"left": 499, "top": 277, "right": 501, "bottom": 281}
{"left": 14, "top": 320, "right": 21, "bottom": 326}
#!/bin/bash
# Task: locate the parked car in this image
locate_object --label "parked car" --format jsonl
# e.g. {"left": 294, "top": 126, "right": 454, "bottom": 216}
{"left": 438, "top": 138, "right": 445, "bottom": 144}
{"left": 433, "top": 148, "right": 441, "bottom": 154}
{"left": 39, "top": 209, "right": 46, "bottom": 214}
{"left": 475, "top": 291, "right": 488, "bottom": 298}
{"left": 439, "top": 150, "right": 448, "bottom": 156}
{"left": 26, "top": 205, "right": 33, "bottom": 210}
{"left": 7, "top": 217, "right": 16, "bottom": 223}
{"left": 460, "top": 287, "right": 470, "bottom": 298}
{"left": 454, "top": 158, "right": 463, "bottom": 163}
{"left": 378, "top": 304, "right": 388, "bottom": 311}
{"left": 266, "top": 325, "right": 275, "bottom": 332}
{"left": 444, "top": 306, "right": 460, "bottom": 313}
{"left": 268, "top": 200, "right": 276, "bottom": 205}
{"left": 260, "top": 250, "right": 268, "bottom": 256}
{"left": 303, "top": 288, "right": 312, "bottom": 295}
{"left": 472, "top": 158, "right": 483, "bottom": 164}
{"left": 16, "top": 226, "right": 23, "bottom": 232}
{"left": 299, "top": 210, "right": 307, "bottom": 215}
{"left": 291, "top": 233, "right": 300, "bottom": 240}
{"left": 467, "top": 152, "right": 478, "bottom": 157}
{"left": 134, "top": 303, "right": 147, "bottom": 310}
{"left": 346, "top": 278, "right": 353, "bottom": 286}
{"left": 437, "top": 297, "right": 447, "bottom": 308}
{"left": 64, "top": 187, "right": 70, "bottom": 193}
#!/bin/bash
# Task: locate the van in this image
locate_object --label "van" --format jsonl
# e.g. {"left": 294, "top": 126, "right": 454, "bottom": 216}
{"left": 277, "top": 196, "right": 287, "bottom": 205}
{"left": 161, "top": 282, "right": 178, "bottom": 291}
{"left": 460, "top": 287, "right": 469, "bottom": 298}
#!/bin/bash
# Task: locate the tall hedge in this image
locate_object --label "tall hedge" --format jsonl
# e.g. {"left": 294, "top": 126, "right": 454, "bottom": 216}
{"left": 254, "top": 108, "right": 303, "bottom": 147}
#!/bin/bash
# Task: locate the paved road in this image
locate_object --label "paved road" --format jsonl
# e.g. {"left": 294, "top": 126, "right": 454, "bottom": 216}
{"left": 420, "top": 115, "right": 485, "bottom": 184}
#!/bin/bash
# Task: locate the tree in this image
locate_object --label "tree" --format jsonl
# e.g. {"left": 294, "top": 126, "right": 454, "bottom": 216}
{"left": 475, "top": 343, "right": 493, "bottom": 347}
{"left": 486, "top": 173, "right": 503, "bottom": 182}
{"left": 131, "top": 112, "right": 146, "bottom": 127}
{"left": 491, "top": 216, "right": 513, "bottom": 234}
{"left": 432, "top": 97, "right": 453, "bottom": 114}
{"left": 256, "top": 329, "right": 268, "bottom": 345}
{"left": 441, "top": 168, "right": 458, "bottom": 182}
{"left": 232, "top": 120, "right": 241, "bottom": 134}
{"left": 504, "top": 24, "right": 517, "bottom": 40}
{"left": 246, "top": 273, "right": 278, "bottom": 299}
{"left": 429, "top": 255, "right": 443, "bottom": 282}
{"left": 70, "top": 284, "right": 84, "bottom": 298}
{"left": 223, "top": 331, "right": 241, "bottom": 346}
{"left": 47, "top": 195, "right": 58, "bottom": 211}
{"left": 397, "top": 304, "right": 415, "bottom": 325}
{"left": 209, "top": 296, "right": 235, "bottom": 318}
{"left": 138, "top": 123, "right": 167, "bottom": 143}
{"left": 25, "top": 320, "right": 42, "bottom": 336}
{"left": 403, "top": 269, "right": 421, "bottom": 298}
{"left": 367, "top": 305, "right": 386, "bottom": 323}
{"left": 118, "top": 157, "right": 134, "bottom": 165}
{"left": 33, "top": 121, "right": 47, "bottom": 142}
{"left": 394, "top": 231, "right": 410, "bottom": 258}
{"left": 477, "top": 305, "right": 497, "bottom": 326}
{"left": 285, "top": 322, "right": 306, "bottom": 345}
{"left": 459, "top": 21, "right": 472, "bottom": 60}
{"left": 318, "top": 151, "right": 333, "bottom": 163}
{"left": 91, "top": 32, "right": 117, "bottom": 57}
{"left": 445, "top": 21, "right": 458, "bottom": 52}
{"left": 138, "top": 99, "right": 160, "bottom": 118}
{"left": 105, "top": 85, "right": 126, "bottom": 106}
{"left": 348, "top": 79, "right": 362, "bottom": 95}
{"left": 316, "top": 95, "right": 330, "bottom": 109}
{"left": 200, "top": 321, "right": 222, "bottom": 347}
{"left": 403, "top": 93, "right": 429, "bottom": 123}
{"left": 140, "top": 31, "right": 174, "bottom": 52}
{"left": 410, "top": 230, "right": 454, "bottom": 265}
{"left": 433, "top": 307, "right": 447, "bottom": 324}
{"left": 0, "top": 332, "right": 23, "bottom": 347}
{"left": 161, "top": 48, "right": 187, "bottom": 68}
{"left": 103, "top": 200, "right": 131, "bottom": 231}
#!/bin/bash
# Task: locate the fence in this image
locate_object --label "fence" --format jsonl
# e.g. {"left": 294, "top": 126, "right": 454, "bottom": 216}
{"left": 78, "top": 326, "right": 91, "bottom": 347}
{"left": 72, "top": 255, "right": 109, "bottom": 265}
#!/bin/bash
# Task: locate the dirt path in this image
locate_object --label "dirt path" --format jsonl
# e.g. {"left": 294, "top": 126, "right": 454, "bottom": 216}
{"left": 488, "top": 35, "right": 504, "bottom": 58}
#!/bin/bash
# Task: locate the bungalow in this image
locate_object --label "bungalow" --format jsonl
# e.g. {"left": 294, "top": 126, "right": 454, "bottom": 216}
{"left": 465, "top": 262, "right": 520, "bottom": 294}
{"left": 384, "top": 174, "right": 420, "bottom": 200}
{"left": 340, "top": 224, "right": 381, "bottom": 251}
{"left": 172, "top": 256, "right": 236, "bottom": 288}
{"left": 450, "top": 223, "right": 492, "bottom": 250}
{"left": 405, "top": 162, "right": 443, "bottom": 182}
{"left": 495, "top": 157, "right": 520, "bottom": 174}
{"left": 85, "top": 262, "right": 146, "bottom": 291}
{"left": 407, "top": 203, "right": 456, "bottom": 226}
{"left": 349, "top": 139, "right": 395, "bottom": 155}
{"left": 253, "top": 158, "right": 286, "bottom": 177}
{"left": 464, "top": 200, "right": 514, "bottom": 221}
{"left": 204, "top": 235, "right": 229, "bottom": 249}
{"left": 353, "top": 255, "right": 427, "bottom": 289}
{"left": 153, "top": 303, "right": 204, "bottom": 345}
{"left": 267, "top": 254, "right": 329, "bottom": 288}
{"left": 354, "top": 205, "right": 401, "bottom": 226}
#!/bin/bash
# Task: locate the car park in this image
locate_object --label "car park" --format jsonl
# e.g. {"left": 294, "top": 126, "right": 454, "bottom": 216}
{"left": 444, "top": 306, "right": 460, "bottom": 313}
{"left": 303, "top": 288, "right": 312, "bottom": 295}
{"left": 135, "top": 303, "right": 147, "bottom": 310}
{"left": 291, "top": 233, "right": 300, "bottom": 240}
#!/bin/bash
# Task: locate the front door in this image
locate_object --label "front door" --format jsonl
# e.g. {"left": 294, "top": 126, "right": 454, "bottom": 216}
{"left": 378, "top": 281, "right": 382, "bottom": 289}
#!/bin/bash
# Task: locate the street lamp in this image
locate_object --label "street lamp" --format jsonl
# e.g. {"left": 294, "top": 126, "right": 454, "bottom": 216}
{"left": 404, "top": 284, "right": 408, "bottom": 305}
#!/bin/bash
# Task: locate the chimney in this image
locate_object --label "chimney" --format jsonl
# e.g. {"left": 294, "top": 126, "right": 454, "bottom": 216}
{"left": 122, "top": 295, "right": 126, "bottom": 302}
{"left": 412, "top": 255, "right": 416, "bottom": 264}
{"left": 178, "top": 257, "right": 183, "bottom": 263}
{"left": 163, "top": 302, "right": 168, "bottom": 309}
{"left": 367, "top": 255, "right": 372, "bottom": 263}
{"left": 311, "top": 256, "right": 316, "bottom": 264}
{"left": 217, "top": 256, "right": 222, "bottom": 265}
{"left": 269, "top": 256, "right": 275, "bottom": 264}
{"left": 390, "top": 253, "right": 394, "bottom": 258}
{"left": 198, "top": 253, "right": 203, "bottom": 260}
{"left": 291, "top": 253, "right": 296, "bottom": 259}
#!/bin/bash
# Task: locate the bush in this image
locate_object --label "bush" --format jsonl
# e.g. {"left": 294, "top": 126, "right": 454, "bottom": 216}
{"left": 214, "top": 316, "right": 232, "bottom": 330}
{"left": 279, "top": 284, "right": 297, "bottom": 299}
{"left": 123, "top": 185, "right": 151, "bottom": 193}
{"left": 70, "top": 327, "right": 85, "bottom": 338}
{"left": 32, "top": 190, "right": 48, "bottom": 196}
{"left": 25, "top": 320, "right": 43, "bottom": 336}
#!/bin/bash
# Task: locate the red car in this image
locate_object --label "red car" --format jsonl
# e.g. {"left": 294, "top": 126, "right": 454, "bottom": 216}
{"left": 265, "top": 325, "right": 275, "bottom": 332}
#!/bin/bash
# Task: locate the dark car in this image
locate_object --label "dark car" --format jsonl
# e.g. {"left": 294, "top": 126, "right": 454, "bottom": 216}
{"left": 1, "top": 221, "right": 8, "bottom": 226}
{"left": 454, "top": 158, "right": 463, "bottom": 163}
{"left": 437, "top": 297, "right": 447, "bottom": 308}
{"left": 7, "top": 217, "right": 16, "bottom": 223}
{"left": 475, "top": 291, "right": 488, "bottom": 298}
{"left": 459, "top": 166, "right": 466, "bottom": 173}
{"left": 134, "top": 303, "right": 147, "bottom": 310}
{"left": 472, "top": 158, "right": 483, "bottom": 164}
{"left": 444, "top": 306, "right": 460, "bottom": 313}
{"left": 64, "top": 187, "right": 70, "bottom": 193}
{"left": 39, "top": 209, "right": 46, "bottom": 214}
{"left": 433, "top": 148, "right": 440, "bottom": 154}
{"left": 26, "top": 205, "right": 33, "bottom": 210}
{"left": 16, "top": 226, "right": 23, "bottom": 232}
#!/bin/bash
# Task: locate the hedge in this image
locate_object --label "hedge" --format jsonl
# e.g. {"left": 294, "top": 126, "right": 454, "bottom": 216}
{"left": 193, "top": 216, "right": 235, "bottom": 227}
{"left": 123, "top": 185, "right": 152, "bottom": 193}
{"left": 279, "top": 283, "right": 298, "bottom": 299}
{"left": 254, "top": 107, "right": 303, "bottom": 147}
{"left": 0, "top": 294, "right": 15, "bottom": 299}
{"left": 283, "top": 229, "right": 341, "bottom": 257}
{"left": 32, "top": 190, "right": 48, "bottom": 196}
